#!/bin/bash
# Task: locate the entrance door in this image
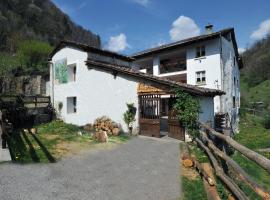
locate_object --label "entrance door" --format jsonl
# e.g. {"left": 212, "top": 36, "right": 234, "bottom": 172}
{"left": 139, "top": 94, "right": 160, "bottom": 137}
{"left": 168, "top": 97, "right": 185, "bottom": 141}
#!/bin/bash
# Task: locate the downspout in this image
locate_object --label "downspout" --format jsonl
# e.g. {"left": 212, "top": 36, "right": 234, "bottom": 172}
{"left": 219, "top": 33, "right": 224, "bottom": 113}
{"left": 49, "top": 61, "right": 54, "bottom": 108}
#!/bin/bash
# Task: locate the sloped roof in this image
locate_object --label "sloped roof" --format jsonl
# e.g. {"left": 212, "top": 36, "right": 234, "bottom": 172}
{"left": 132, "top": 28, "right": 236, "bottom": 58}
{"left": 86, "top": 60, "right": 225, "bottom": 97}
{"left": 131, "top": 28, "right": 243, "bottom": 68}
{"left": 48, "top": 40, "right": 134, "bottom": 62}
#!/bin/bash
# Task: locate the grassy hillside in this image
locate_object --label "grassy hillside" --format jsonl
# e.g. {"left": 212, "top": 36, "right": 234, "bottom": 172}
{"left": 240, "top": 36, "right": 270, "bottom": 110}
{"left": 241, "top": 77, "right": 270, "bottom": 110}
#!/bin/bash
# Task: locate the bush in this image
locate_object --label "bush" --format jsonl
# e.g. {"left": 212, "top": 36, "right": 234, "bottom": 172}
{"left": 263, "top": 113, "right": 270, "bottom": 129}
{"left": 123, "top": 103, "right": 137, "bottom": 134}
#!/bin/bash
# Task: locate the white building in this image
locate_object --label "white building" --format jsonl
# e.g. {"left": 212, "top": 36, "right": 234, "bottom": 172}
{"left": 48, "top": 39, "right": 223, "bottom": 140}
{"left": 132, "top": 26, "right": 243, "bottom": 133}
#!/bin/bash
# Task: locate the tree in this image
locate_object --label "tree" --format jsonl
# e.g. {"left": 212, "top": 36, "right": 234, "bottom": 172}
{"left": 173, "top": 87, "right": 200, "bottom": 138}
{"left": 17, "top": 39, "right": 52, "bottom": 73}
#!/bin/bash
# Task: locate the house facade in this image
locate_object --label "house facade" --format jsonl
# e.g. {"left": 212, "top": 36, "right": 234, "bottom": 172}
{"left": 48, "top": 40, "right": 223, "bottom": 140}
{"left": 132, "top": 26, "right": 242, "bottom": 132}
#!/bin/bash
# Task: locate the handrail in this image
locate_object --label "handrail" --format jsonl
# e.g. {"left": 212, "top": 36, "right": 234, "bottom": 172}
{"left": 199, "top": 122, "right": 270, "bottom": 173}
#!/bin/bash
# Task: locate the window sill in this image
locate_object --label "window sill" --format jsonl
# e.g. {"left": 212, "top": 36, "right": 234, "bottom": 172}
{"left": 196, "top": 83, "right": 206, "bottom": 86}
{"left": 194, "top": 56, "right": 206, "bottom": 61}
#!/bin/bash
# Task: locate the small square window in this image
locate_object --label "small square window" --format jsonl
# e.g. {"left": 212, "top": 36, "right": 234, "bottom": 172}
{"left": 196, "top": 46, "right": 206, "bottom": 58}
{"left": 67, "top": 97, "right": 77, "bottom": 113}
{"left": 196, "top": 71, "right": 206, "bottom": 85}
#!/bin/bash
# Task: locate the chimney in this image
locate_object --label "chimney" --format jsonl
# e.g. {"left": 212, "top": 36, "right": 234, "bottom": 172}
{"left": 205, "top": 24, "right": 213, "bottom": 34}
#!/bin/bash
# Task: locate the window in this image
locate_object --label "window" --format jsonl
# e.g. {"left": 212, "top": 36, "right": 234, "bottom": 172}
{"left": 67, "top": 97, "right": 77, "bottom": 113}
{"left": 233, "top": 96, "right": 236, "bottom": 108}
{"left": 196, "top": 46, "right": 206, "bottom": 58}
{"left": 196, "top": 71, "right": 206, "bottom": 84}
{"left": 67, "top": 64, "right": 77, "bottom": 82}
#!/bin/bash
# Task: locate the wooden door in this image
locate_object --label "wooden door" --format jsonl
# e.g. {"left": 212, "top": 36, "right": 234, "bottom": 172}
{"left": 139, "top": 94, "right": 160, "bottom": 138}
{"left": 168, "top": 107, "right": 185, "bottom": 141}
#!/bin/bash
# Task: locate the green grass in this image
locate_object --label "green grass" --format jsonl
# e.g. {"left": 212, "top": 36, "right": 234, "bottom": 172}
{"left": 7, "top": 120, "right": 129, "bottom": 163}
{"left": 241, "top": 78, "right": 270, "bottom": 110}
{"left": 231, "top": 114, "right": 270, "bottom": 198}
{"left": 182, "top": 176, "right": 207, "bottom": 200}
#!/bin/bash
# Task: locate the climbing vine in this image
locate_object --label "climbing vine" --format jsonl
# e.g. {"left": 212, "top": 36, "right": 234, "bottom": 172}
{"left": 173, "top": 87, "right": 200, "bottom": 138}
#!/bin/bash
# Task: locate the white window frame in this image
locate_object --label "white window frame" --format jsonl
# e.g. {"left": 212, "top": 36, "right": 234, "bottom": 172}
{"left": 196, "top": 71, "right": 206, "bottom": 85}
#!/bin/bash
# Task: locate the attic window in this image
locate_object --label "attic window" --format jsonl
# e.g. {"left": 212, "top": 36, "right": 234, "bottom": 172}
{"left": 196, "top": 46, "right": 205, "bottom": 58}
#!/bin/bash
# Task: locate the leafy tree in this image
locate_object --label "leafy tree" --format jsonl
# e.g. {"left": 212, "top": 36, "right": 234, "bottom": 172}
{"left": 173, "top": 87, "right": 200, "bottom": 138}
{"left": 17, "top": 39, "right": 52, "bottom": 73}
{"left": 0, "top": 52, "right": 19, "bottom": 76}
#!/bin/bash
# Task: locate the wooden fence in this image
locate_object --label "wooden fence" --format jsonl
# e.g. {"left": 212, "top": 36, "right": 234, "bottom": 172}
{"left": 195, "top": 123, "right": 270, "bottom": 200}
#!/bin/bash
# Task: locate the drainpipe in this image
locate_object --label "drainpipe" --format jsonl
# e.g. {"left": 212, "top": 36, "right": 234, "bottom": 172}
{"left": 49, "top": 61, "right": 54, "bottom": 107}
{"left": 219, "top": 33, "right": 224, "bottom": 113}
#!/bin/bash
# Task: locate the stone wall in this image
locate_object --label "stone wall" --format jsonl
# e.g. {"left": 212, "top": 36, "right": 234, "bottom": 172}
{"left": 0, "top": 75, "right": 47, "bottom": 95}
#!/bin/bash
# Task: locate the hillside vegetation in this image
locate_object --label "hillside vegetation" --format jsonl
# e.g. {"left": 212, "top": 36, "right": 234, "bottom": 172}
{"left": 0, "top": 0, "right": 101, "bottom": 77}
{"left": 0, "top": 0, "right": 100, "bottom": 52}
{"left": 241, "top": 36, "right": 270, "bottom": 110}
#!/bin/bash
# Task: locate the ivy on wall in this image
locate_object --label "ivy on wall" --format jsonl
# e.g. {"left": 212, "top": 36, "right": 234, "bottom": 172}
{"left": 173, "top": 87, "right": 200, "bottom": 138}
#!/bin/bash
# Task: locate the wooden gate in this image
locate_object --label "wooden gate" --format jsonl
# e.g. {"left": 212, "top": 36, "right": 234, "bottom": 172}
{"left": 168, "top": 108, "right": 185, "bottom": 141}
{"left": 139, "top": 94, "right": 160, "bottom": 137}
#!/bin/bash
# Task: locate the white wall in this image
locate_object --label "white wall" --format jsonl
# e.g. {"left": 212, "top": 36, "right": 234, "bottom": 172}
{"left": 186, "top": 39, "right": 222, "bottom": 113}
{"left": 50, "top": 47, "right": 139, "bottom": 132}
{"left": 198, "top": 96, "right": 215, "bottom": 126}
{"left": 221, "top": 36, "right": 240, "bottom": 132}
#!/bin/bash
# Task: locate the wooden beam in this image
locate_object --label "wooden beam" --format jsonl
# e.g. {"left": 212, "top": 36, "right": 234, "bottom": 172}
{"left": 200, "top": 123, "right": 270, "bottom": 173}
{"left": 201, "top": 132, "right": 270, "bottom": 200}
{"left": 201, "top": 163, "right": 221, "bottom": 200}
{"left": 195, "top": 138, "right": 249, "bottom": 200}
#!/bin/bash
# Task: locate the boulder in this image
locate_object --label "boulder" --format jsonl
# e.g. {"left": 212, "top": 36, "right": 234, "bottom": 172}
{"left": 112, "top": 128, "right": 120, "bottom": 136}
{"left": 94, "top": 130, "right": 108, "bottom": 143}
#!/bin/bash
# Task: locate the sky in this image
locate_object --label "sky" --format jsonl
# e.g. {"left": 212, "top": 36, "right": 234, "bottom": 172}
{"left": 52, "top": 0, "right": 270, "bottom": 55}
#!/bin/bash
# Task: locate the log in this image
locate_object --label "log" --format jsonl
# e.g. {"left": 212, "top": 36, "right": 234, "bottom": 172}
{"left": 181, "top": 143, "right": 193, "bottom": 168}
{"left": 195, "top": 138, "right": 249, "bottom": 200}
{"left": 201, "top": 163, "right": 221, "bottom": 200}
{"left": 191, "top": 155, "right": 215, "bottom": 186}
{"left": 201, "top": 132, "right": 270, "bottom": 200}
{"left": 200, "top": 123, "right": 270, "bottom": 173}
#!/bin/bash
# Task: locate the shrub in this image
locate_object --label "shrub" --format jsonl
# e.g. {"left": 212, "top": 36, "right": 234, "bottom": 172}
{"left": 173, "top": 87, "right": 200, "bottom": 138}
{"left": 263, "top": 113, "right": 270, "bottom": 129}
{"left": 123, "top": 103, "right": 137, "bottom": 134}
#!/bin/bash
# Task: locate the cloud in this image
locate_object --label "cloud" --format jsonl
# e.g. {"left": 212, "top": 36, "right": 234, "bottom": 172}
{"left": 132, "top": 0, "right": 150, "bottom": 7}
{"left": 105, "top": 33, "right": 130, "bottom": 52}
{"left": 250, "top": 19, "right": 270, "bottom": 40}
{"left": 169, "top": 15, "right": 200, "bottom": 42}
{"left": 78, "top": 1, "right": 88, "bottom": 10}
{"left": 238, "top": 48, "right": 246, "bottom": 54}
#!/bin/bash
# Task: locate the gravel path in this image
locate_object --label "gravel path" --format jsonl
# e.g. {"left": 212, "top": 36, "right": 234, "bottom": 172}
{"left": 0, "top": 136, "right": 181, "bottom": 200}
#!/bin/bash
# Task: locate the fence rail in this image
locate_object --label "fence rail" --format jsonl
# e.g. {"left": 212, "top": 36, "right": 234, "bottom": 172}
{"left": 196, "top": 122, "right": 270, "bottom": 200}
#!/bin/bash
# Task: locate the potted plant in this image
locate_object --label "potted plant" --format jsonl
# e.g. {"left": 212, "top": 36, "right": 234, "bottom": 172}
{"left": 123, "top": 103, "right": 137, "bottom": 135}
